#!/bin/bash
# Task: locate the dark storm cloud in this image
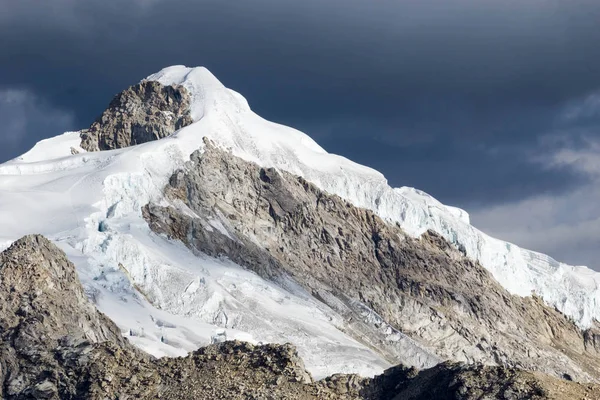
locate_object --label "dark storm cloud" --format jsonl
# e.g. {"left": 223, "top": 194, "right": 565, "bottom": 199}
{"left": 0, "top": 89, "right": 74, "bottom": 155}
{"left": 1, "top": 0, "right": 600, "bottom": 207}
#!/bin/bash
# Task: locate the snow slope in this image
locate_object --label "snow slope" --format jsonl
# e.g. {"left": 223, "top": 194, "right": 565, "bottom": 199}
{"left": 0, "top": 65, "right": 599, "bottom": 377}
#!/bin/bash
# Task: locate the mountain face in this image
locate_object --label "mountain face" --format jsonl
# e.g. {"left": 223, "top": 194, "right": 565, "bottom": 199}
{"left": 1, "top": 65, "right": 600, "bottom": 397}
{"left": 142, "top": 139, "right": 600, "bottom": 382}
{"left": 2, "top": 235, "right": 599, "bottom": 399}
{"left": 145, "top": 66, "right": 600, "bottom": 332}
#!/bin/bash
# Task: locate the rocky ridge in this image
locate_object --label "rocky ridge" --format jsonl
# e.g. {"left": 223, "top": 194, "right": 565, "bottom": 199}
{"left": 80, "top": 80, "right": 193, "bottom": 151}
{"left": 1, "top": 235, "right": 599, "bottom": 399}
{"left": 0, "top": 235, "right": 127, "bottom": 398}
{"left": 142, "top": 139, "right": 600, "bottom": 383}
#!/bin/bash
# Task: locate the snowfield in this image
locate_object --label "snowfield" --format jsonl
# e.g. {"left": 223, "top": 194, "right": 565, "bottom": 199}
{"left": 1, "top": 65, "right": 599, "bottom": 377}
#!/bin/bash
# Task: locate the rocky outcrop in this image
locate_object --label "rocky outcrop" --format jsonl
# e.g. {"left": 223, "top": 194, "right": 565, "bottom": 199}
{"left": 80, "top": 80, "right": 193, "bottom": 151}
{"left": 0, "top": 235, "right": 128, "bottom": 398}
{"left": 584, "top": 324, "right": 600, "bottom": 354}
{"left": 1, "top": 234, "right": 599, "bottom": 399}
{"left": 363, "top": 362, "right": 600, "bottom": 400}
{"left": 142, "top": 140, "right": 600, "bottom": 383}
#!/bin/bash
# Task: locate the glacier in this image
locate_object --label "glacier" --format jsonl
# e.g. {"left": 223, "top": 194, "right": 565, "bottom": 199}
{"left": 0, "top": 65, "right": 599, "bottom": 379}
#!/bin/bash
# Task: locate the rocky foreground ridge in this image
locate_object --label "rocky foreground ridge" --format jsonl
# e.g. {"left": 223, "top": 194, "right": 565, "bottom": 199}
{"left": 0, "top": 235, "right": 598, "bottom": 399}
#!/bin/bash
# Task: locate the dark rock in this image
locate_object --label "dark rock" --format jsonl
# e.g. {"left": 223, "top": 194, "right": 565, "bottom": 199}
{"left": 80, "top": 80, "right": 193, "bottom": 151}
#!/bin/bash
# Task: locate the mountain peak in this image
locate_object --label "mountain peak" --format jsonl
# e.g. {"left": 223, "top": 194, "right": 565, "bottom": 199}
{"left": 145, "top": 65, "right": 250, "bottom": 121}
{"left": 3, "top": 66, "right": 600, "bottom": 381}
{"left": 145, "top": 65, "right": 223, "bottom": 87}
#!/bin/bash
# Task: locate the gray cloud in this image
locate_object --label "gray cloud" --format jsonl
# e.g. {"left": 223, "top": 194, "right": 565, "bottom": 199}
{"left": 1, "top": 0, "right": 600, "bottom": 265}
{"left": 3, "top": 0, "right": 600, "bottom": 112}
{"left": 0, "top": 88, "right": 75, "bottom": 159}
{"left": 472, "top": 92, "right": 600, "bottom": 269}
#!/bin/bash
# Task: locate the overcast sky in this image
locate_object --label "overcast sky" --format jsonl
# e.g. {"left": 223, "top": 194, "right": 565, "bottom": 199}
{"left": 1, "top": 0, "right": 600, "bottom": 269}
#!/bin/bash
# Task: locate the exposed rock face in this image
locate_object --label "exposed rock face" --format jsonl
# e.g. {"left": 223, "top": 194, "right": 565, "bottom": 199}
{"left": 142, "top": 140, "right": 600, "bottom": 383}
{"left": 1, "top": 234, "right": 599, "bottom": 399}
{"left": 584, "top": 324, "right": 600, "bottom": 357}
{"left": 80, "top": 80, "right": 193, "bottom": 151}
{"left": 363, "top": 362, "right": 600, "bottom": 400}
{"left": 0, "top": 235, "right": 127, "bottom": 398}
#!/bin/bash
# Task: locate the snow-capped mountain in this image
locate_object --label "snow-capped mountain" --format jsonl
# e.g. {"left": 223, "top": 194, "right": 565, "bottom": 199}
{"left": 146, "top": 66, "right": 600, "bottom": 330}
{"left": 1, "top": 65, "right": 599, "bottom": 380}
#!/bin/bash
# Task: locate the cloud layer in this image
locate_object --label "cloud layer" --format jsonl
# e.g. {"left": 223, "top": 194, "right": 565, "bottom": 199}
{"left": 472, "top": 93, "right": 600, "bottom": 268}
{"left": 0, "top": 89, "right": 74, "bottom": 158}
